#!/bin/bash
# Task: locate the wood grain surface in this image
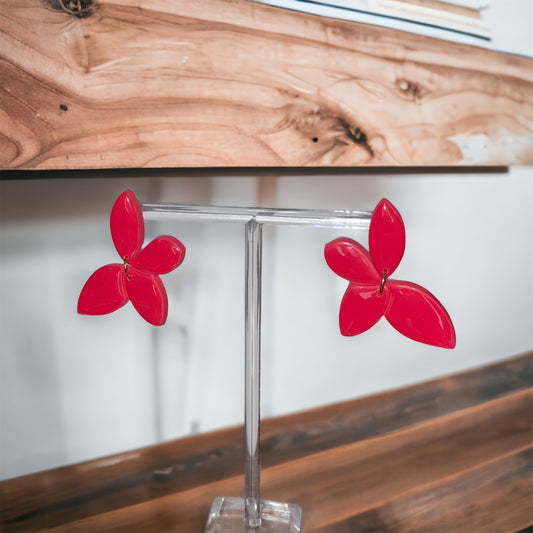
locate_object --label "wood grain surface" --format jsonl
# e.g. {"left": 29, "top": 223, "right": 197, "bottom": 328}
{"left": 1, "top": 351, "right": 531, "bottom": 532}
{"left": 1, "top": 0, "right": 532, "bottom": 169}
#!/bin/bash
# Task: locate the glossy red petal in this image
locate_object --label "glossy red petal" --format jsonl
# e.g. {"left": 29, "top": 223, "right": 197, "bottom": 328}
{"left": 325, "top": 237, "right": 380, "bottom": 284}
{"left": 126, "top": 267, "right": 168, "bottom": 326}
{"left": 110, "top": 190, "right": 145, "bottom": 261}
{"left": 132, "top": 236, "right": 186, "bottom": 275}
{"left": 78, "top": 264, "right": 128, "bottom": 316}
{"left": 369, "top": 199, "right": 405, "bottom": 277}
{"left": 339, "top": 283, "right": 389, "bottom": 336}
{"left": 385, "top": 280, "right": 456, "bottom": 348}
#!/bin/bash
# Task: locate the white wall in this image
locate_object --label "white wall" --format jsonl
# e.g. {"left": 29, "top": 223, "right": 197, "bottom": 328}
{"left": 1, "top": 170, "right": 532, "bottom": 480}
{"left": 483, "top": 2, "right": 533, "bottom": 56}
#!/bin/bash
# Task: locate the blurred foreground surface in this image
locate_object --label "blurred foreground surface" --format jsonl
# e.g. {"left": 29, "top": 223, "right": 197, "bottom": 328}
{"left": 1, "top": 351, "right": 531, "bottom": 532}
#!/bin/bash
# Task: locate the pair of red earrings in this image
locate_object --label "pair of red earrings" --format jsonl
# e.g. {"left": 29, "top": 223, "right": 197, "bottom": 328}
{"left": 78, "top": 191, "right": 455, "bottom": 349}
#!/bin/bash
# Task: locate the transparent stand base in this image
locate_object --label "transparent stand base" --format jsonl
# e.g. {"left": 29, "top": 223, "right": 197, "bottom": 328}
{"left": 205, "top": 497, "right": 302, "bottom": 533}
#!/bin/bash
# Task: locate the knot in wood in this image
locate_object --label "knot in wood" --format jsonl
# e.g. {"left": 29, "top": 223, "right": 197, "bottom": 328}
{"left": 397, "top": 79, "right": 422, "bottom": 101}
{"left": 57, "top": 0, "right": 96, "bottom": 17}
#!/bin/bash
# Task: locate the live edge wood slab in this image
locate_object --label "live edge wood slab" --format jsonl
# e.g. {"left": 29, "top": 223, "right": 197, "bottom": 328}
{"left": 1, "top": 0, "right": 532, "bottom": 169}
{"left": 1, "top": 352, "right": 531, "bottom": 532}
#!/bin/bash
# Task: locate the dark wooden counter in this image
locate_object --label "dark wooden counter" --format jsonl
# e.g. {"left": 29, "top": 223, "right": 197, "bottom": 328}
{"left": 1, "top": 352, "right": 531, "bottom": 532}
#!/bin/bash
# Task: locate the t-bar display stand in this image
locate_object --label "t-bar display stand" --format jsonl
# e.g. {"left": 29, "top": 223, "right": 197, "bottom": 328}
{"left": 142, "top": 203, "right": 372, "bottom": 533}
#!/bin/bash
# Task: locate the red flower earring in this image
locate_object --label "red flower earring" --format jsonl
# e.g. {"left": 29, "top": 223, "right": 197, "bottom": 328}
{"left": 325, "top": 199, "right": 455, "bottom": 348}
{"left": 78, "top": 190, "right": 185, "bottom": 326}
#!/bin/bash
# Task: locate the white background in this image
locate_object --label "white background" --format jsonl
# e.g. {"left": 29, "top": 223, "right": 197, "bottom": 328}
{"left": 1, "top": 5, "right": 532, "bottom": 480}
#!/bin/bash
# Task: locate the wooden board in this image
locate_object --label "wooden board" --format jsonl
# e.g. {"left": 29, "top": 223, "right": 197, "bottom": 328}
{"left": 1, "top": 351, "right": 531, "bottom": 532}
{"left": 1, "top": 0, "right": 532, "bottom": 169}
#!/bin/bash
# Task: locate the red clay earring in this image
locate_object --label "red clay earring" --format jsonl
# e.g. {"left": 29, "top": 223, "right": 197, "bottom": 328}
{"left": 78, "top": 190, "right": 185, "bottom": 326}
{"left": 325, "top": 199, "right": 455, "bottom": 348}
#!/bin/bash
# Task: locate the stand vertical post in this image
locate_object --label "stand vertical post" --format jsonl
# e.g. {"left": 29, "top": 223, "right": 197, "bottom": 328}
{"left": 244, "top": 218, "right": 262, "bottom": 529}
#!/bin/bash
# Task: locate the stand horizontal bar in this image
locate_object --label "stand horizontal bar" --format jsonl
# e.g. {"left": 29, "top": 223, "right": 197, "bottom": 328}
{"left": 142, "top": 202, "right": 371, "bottom": 228}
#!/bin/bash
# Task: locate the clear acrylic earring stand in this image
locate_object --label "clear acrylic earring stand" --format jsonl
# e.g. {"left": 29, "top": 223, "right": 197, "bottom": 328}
{"left": 143, "top": 203, "right": 372, "bottom": 533}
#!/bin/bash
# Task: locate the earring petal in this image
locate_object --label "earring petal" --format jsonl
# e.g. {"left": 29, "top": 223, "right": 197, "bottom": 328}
{"left": 78, "top": 264, "right": 128, "bottom": 316}
{"left": 369, "top": 199, "right": 405, "bottom": 276}
{"left": 339, "top": 283, "right": 388, "bottom": 336}
{"left": 325, "top": 237, "right": 380, "bottom": 284}
{"left": 126, "top": 267, "right": 168, "bottom": 326}
{"left": 385, "top": 280, "right": 456, "bottom": 348}
{"left": 110, "top": 190, "right": 145, "bottom": 260}
{"left": 133, "top": 235, "right": 186, "bottom": 275}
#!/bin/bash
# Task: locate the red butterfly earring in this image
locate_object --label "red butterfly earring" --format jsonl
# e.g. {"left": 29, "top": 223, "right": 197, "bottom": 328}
{"left": 325, "top": 199, "right": 455, "bottom": 348}
{"left": 78, "top": 190, "right": 185, "bottom": 326}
